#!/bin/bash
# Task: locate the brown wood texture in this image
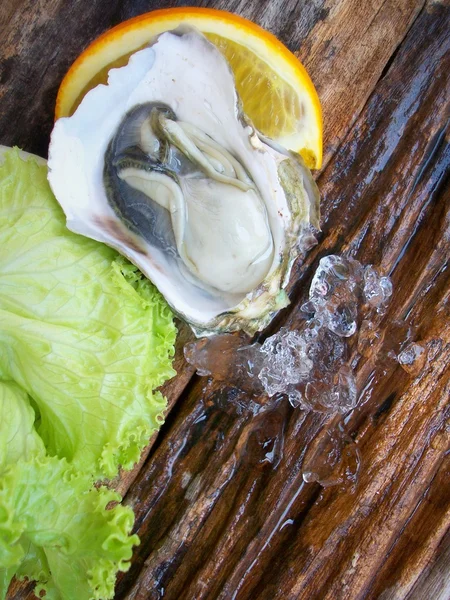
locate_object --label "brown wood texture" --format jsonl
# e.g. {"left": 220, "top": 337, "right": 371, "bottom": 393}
{"left": 1, "top": 0, "right": 449, "bottom": 599}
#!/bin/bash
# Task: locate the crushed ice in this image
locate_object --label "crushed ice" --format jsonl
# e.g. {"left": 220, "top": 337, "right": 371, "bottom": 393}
{"left": 184, "top": 255, "right": 426, "bottom": 488}
{"left": 185, "top": 255, "right": 397, "bottom": 414}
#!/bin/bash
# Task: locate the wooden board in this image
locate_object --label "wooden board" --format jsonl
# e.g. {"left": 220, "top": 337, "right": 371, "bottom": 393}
{"left": 1, "top": 0, "right": 449, "bottom": 598}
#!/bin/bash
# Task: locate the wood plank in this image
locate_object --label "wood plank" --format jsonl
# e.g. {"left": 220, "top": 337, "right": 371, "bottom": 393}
{"left": 406, "top": 528, "right": 450, "bottom": 600}
{"left": 114, "top": 4, "right": 450, "bottom": 598}
{"left": 373, "top": 459, "right": 450, "bottom": 600}
{"left": 298, "top": 0, "right": 425, "bottom": 169}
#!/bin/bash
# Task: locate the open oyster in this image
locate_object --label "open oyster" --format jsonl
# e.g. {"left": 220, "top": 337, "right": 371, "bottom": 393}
{"left": 48, "top": 27, "right": 320, "bottom": 335}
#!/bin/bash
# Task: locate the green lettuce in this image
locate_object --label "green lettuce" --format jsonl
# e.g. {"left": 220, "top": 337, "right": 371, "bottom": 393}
{"left": 0, "top": 380, "right": 45, "bottom": 467}
{"left": 0, "top": 149, "right": 176, "bottom": 479}
{"left": 0, "top": 149, "right": 177, "bottom": 598}
{"left": 0, "top": 380, "right": 139, "bottom": 600}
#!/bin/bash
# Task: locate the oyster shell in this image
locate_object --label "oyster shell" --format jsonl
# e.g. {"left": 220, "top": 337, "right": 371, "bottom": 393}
{"left": 48, "top": 27, "right": 320, "bottom": 335}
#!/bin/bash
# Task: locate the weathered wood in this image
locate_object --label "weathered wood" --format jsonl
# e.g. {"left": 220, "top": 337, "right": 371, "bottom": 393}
{"left": 374, "top": 457, "right": 450, "bottom": 600}
{"left": 407, "top": 529, "right": 450, "bottom": 600}
{"left": 115, "top": 4, "right": 450, "bottom": 599}
{"left": 1, "top": 0, "right": 449, "bottom": 599}
{"left": 298, "top": 0, "right": 425, "bottom": 170}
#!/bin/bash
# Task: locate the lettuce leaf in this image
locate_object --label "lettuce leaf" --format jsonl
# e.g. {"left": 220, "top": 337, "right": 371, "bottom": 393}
{"left": 0, "top": 379, "right": 139, "bottom": 600}
{"left": 0, "top": 148, "right": 177, "bottom": 598}
{"left": 0, "top": 453, "right": 139, "bottom": 600}
{"left": 0, "top": 380, "right": 45, "bottom": 468}
{"left": 0, "top": 149, "right": 176, "bottom": 479}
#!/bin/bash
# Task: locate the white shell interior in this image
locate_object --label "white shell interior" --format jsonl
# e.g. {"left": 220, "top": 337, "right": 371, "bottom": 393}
{"left": 48, "top": 30, "right": 294, "bottom": 327}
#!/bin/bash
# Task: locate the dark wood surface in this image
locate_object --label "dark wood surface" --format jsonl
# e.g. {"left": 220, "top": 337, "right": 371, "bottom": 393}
{"left": 1, "top": 1, "right": 449, "bottom": 599}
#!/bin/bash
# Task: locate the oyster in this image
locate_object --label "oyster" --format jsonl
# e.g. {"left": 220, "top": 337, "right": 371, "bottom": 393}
{"left": 48, "top": 27, "right": 320, "bottom": 335}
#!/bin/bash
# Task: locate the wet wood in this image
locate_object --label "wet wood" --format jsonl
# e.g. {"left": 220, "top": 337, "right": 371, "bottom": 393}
{"left": 1, "top": 0, "right": 449, "bottom": 599}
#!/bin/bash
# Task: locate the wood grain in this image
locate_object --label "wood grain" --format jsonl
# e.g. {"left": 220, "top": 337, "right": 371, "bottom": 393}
{"left": 1, "top": 0, "right": 449, "bottom": 599}
{"left": 298, "top": 0, "right": 425, "bottom": 170}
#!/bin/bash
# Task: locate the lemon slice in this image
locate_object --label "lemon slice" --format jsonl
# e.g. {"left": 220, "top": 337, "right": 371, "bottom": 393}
{"left": 56, "top": 7, "right": 322, "bottom": 168}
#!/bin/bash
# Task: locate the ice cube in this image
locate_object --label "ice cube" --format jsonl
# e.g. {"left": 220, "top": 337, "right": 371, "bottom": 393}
{"left": 397, "top": 342, "right": 427, "bottom": 374}
{"left": 309, "top": 256, "right": 364, "bottom": 337}
{"left": 184, "top": 334, "right": 265, "bottom": 394}
{"left": 302, "top": 422, "right": 361, "bottom": 489}
{"left": 258, "top": 328, "right": 313, "bottom": 397}
{"left": 287, "top": 388, "right": 304, "bottom": 409}
{"left": 182, "top": 256, "right": 410, "bottom": 438}
{"left": 363, "top": 266, "right": 393, "bottom": 311}
{"left": 184, "top": 334, "right": 243, "bottom": 379}
{"left": 324, "top": 303, "right": 358, "bottom": 337}
{"left": 304, "top": 366, "right": 357, "bottom": 414}
{"left": 334, "top": 365, "right": 358, "bottom": 412}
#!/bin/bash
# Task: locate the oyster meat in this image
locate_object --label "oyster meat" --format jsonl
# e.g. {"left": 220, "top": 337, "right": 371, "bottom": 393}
{"left": 48, "top": 27, "right": 320, "bottom": 335}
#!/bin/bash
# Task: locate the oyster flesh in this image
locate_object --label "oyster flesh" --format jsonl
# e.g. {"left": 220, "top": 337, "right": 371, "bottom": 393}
{"left": 48, "top": 27, "right": 320, "bottom": 335}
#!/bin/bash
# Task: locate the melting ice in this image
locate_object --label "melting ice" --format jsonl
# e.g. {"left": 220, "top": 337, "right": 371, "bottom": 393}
{"left": 184, "top": 254, "right": 428, "bottom": 489}
{"left": 185, "top": 255, "right": 394, "bottom": 414}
